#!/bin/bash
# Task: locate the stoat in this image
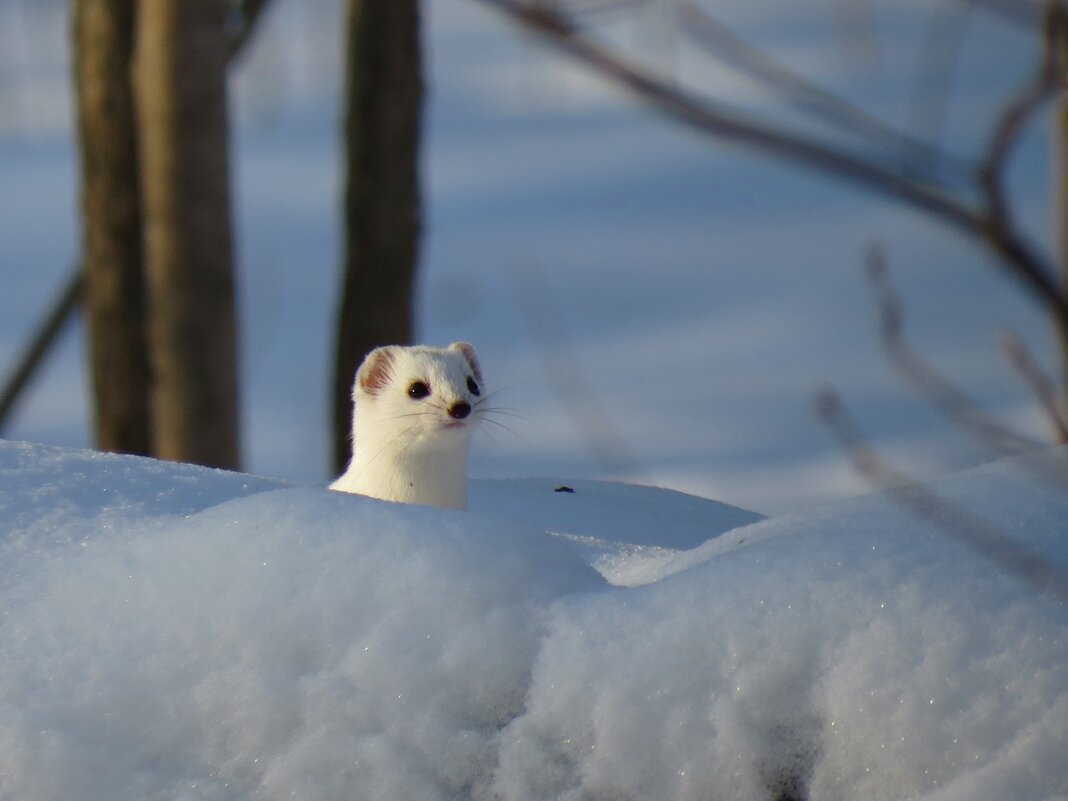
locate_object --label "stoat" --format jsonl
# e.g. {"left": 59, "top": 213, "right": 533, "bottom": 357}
{"left": 330, "top": 342, "right": 484, "bottom": 510}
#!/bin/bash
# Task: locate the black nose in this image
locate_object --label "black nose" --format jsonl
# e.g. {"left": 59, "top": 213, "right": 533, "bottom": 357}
{"left": 448, "top": 401, "right": 471, "bottom": 420}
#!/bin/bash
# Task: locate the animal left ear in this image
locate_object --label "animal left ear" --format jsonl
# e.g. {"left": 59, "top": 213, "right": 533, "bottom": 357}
{"left": 449, "top": 341, "right": 482, "bottom": 384}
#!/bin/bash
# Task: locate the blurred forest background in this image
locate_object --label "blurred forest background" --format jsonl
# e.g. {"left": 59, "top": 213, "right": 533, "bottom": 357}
{"left": 0, "top": 0, "right": 1063, "bottom": 513}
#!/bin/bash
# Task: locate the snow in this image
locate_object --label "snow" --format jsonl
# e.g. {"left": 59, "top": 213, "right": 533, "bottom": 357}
{"left": 470, "top": 477, "right": 764, "bottom": 585}
{"left": 1, "top": 438, "right": 1066, "bottom": 800}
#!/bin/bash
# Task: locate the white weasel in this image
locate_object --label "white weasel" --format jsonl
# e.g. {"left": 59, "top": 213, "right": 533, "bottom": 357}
{"left": 330, "top": 342, "right": 484, "bottom": 510}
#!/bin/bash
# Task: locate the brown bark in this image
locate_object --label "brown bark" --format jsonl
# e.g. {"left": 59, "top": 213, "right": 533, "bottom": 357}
{"left": 134, "top": 0, "right": 241, "bottom": 469}
{"left": 332, "top": 0, "right": 424, "bottom": 472}
{"left": 72, "top": 0, "right": 151, "bottom": 455}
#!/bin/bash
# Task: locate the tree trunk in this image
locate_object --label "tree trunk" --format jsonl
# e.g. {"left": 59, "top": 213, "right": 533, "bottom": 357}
{"left": 134, "top": 0, "right": 241, "bottom": 469}
{"left": 333, "top": 0, "right": 424, "bottom": 473}
{"left": 72, "top": 0, "right": 151, "bottom": 456}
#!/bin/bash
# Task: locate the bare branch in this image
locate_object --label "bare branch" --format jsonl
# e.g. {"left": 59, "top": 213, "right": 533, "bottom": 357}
{"left": 1001, "top": 331, "right": 1068, "bottom": 443}
{"left": 680, "top": 2, "right": 971, "bottom": 183}
{"left": 907, "top": 0, "right": 973, "bottom": 159}
{"left": 509, "top": 260, "right": 650, "bottom": 481}
{"left": 980, "top": 1, "right": 1065, "bottom": 221}
{"left": 471, "top": 0, "right": 1068, "bottom": 329}
{"left": 558, "top": 0, "right": 651, "bottom": 17}
{"left": 867, "top": 245, "right": 1044, "bottom": 455}
{"left": 817, "top": 386, "right": 1068, "bottom": 604}
{"left": 0, "top": 270, "right": 84, "bottom": 433}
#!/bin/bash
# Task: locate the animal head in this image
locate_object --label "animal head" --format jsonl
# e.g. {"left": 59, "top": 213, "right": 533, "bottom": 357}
{"left": 353, "top": 342, "right": 484, "bottom": 446}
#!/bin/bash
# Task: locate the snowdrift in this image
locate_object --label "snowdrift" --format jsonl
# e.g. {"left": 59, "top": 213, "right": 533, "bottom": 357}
{"left": 0, "top": 439, "right": 1066, "bottom": 801}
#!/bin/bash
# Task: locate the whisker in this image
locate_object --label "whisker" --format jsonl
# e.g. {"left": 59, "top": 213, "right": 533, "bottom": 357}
{"left": 473, "top": 385, "right": 537, "bottom": 410}
{"left": 479, "top": 407, "right": 541, "bottom": 427}
{"left": 379, "top": 410, "right": 435, "bottom": 423}
{"left": 472, "top": 394, "right": 537, "bottom": 418}
{"left": 476, "top": 413, "right": 532, "bottom": 446}
{"left": 479, "top": 404, "right": 528, "bottom": 413}
{"left": 476, "top": 425, "right": 503, "bottom": 446}
{"left": 490, "top": 379, "right": 538, "bottom": 394}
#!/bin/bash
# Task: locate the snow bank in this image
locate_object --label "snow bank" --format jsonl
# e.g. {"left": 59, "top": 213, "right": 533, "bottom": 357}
{"left": 498, "top": 460, "right": 1068, "bottom": 801}
{"left": 0, "top": 443, "right": 602, "bottom": 800}
{"left": 0, "top": 440, "right": 1066, "bottom": 800}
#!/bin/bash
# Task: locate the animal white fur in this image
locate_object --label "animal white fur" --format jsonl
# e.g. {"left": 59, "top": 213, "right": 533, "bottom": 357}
{"left": 330, "top": 342, "right": 484, "bottom": 510}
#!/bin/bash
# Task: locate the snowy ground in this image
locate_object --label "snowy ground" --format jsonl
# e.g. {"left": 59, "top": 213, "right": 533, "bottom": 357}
{"left": 0, "top": 0, "right": 1060, "bottom": 515}
{"left": 0, "top": 438, "right": 1066, "bottom": 800}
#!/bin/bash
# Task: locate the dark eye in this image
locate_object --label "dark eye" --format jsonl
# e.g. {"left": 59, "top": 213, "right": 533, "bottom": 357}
{"left": 466, "top": 377, "right": 481, "bottom": 396}
{"left": 408, "top": 381, "right": 430, "bottom": 399}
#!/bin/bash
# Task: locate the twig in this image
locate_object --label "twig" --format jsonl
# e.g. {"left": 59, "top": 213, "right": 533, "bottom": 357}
{"left": 680, "top": 2, "right": 972, "bottom": 184}
{"left": 907, "top": 0, "right": 973, "bottom": 161}
{"left": 471, "top": 0, "right": 1068, "bottom": 329}
{"left": 979, "top": 1, "right": 1065, "bottom": 221}
{"left": 866, "top": 244, "right": 1044, "bottom": 455}
{"left": 1001, "top": 331, "right": 1068, "bottom": 443}
{"left": 0, "top": 270, "right": 85, "bottom": 433}
{"left": 558, "top": 0, "right": 650, "bottom": 17}
{"left": 817, "top": 386, "right": 1068, "bottom": 604}
{"left": 509, "top": 260, "right": 650, "bottom": 481}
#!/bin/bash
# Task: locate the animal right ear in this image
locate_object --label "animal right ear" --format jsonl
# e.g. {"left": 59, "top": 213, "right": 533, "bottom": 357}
{"left": 449, "top": 341, "right": 482, "bottom": 384}
{"left": 356, "top": 346, "right": 398, "bottom": 396}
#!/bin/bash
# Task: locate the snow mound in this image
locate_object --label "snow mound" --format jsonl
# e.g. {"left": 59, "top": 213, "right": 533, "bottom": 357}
{"left": 470, "top": 477, "right": 764, "bottom": 548}
{"left": 0, "top": 439, "right": 1067, "bottom": 801}
{"left": 470, "top": 476, "right": 764, "bottom": 586}
{"left": 498, "top": 454, "right": 1068, "bottom": 801}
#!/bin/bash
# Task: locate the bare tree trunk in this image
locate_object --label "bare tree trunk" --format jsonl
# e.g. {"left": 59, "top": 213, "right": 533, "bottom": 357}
{"left": 134, "top": 0, "right": 241, "bottom": 469}
{"left": 72, "top": 0, "right": 151, "bottom": 455}
{"left": 332, "top": 0, "right": 424, "bottom": 473}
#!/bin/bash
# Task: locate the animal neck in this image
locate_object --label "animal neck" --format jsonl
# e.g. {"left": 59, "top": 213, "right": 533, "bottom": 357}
{"left": 334, "top": 418, "right": 471, "bottom": 510}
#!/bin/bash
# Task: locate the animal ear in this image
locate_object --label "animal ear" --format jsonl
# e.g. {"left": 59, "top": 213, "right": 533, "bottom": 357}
{"left": 356, "top": 346, "right": 399, "bottom": 396}
{"left": 449, "top": 341, "right": 482, "bottom": 383}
